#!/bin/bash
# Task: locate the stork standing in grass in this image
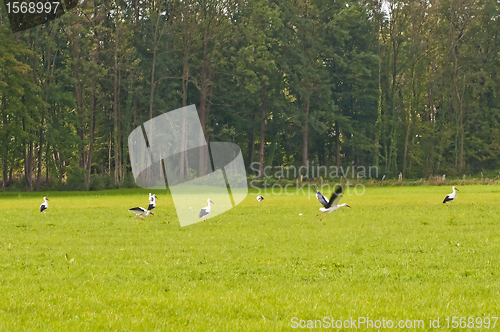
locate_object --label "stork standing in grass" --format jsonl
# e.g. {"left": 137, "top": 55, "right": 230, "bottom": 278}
{"left": 40, "top": 197, "right": 49, "bottom": 216}
{"left": 316, "top": 186, "right": 350, "bottom": 222}
{"left": 199, "top": 199, "right": 214, "bottom": 222}
{"left": 443, "top": 186, "right": 459, "bottom": 206}
{"left": 148, "top": 193, "right": 158, "bottom": 215}
{"left": 129, "top": 207, "right": 151, "bottom": 219}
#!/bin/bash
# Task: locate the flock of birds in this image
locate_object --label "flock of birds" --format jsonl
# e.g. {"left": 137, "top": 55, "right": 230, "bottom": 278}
{"left": 38, "top": 186, "right": 460, "bottom": 222}
{"left": 310, "top": 185, "right": 459, "bottom": 221}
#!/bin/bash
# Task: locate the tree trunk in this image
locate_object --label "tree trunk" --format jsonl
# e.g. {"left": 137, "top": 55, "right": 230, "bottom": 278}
{"left": 180, "top": 7, "right": 191, "bottom": 180}
{"left": 36, "top": 116, "right": 44, "bottom": 190}
{"left": 113, "top": 0, "right": 120, "bottom": 185}
{"left": 32, "top": 28, "right": 44, "bottom": 190}
{"left": 85, "top": 75, "right": 96, "bottom": 190}
{"left": 248, "top": 128, "right": 255, "bottom": 167}
{"left": 302, "top": 101, "right": 309, "bottom": 168}
{"left": 70, "top": 31, "right": 84, "bottom": 169}
{"left": 181, "top": 5, "right": 190, "bottom": 109}
{"left": 373, "top": 1, "right": 383, "bottom": 168}
{"left": 84, "top": 0, "right": 101, "bottom": 190}
{"left": 335, "top": 122, "right": 340, "bottom": 168}
{"left": 458, "top": 75, "right": 466, "bottom": 171}
{"left": 258, "top": 86, "right": 268, "bottom": 179}
{"left": 23, "top": 118, "right": 33, "bottom": 191}
{"left": 149, "top": 12, "right": 162, "bottom": 122}
{"left": 45, "top": 143, "right": 49, "bottom": 183}
{"left": 1, "top": 96, "right": 7, "bottom": 187}
{"left": 198, "top": 29, "right": 211, "bottom": 174}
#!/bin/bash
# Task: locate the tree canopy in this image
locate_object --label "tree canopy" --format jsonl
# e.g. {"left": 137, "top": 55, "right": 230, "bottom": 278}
{"left": 1, "top": 0, "right": 499, "bottom": 191}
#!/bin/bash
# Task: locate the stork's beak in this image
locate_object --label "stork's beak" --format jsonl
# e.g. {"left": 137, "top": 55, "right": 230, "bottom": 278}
{"left": 210, "top": 200, "right": 215, "bottom": 204}
{"left": 455, "top": 188, "right": 459, "bottom": 191}
{"left": 46, "top": 198, "right": 50, "bottom": 201}
{"left": 346, "top": 204, "right": 351, "bottom": 208}
{"left": 155, "top": 195, "right": 159, "bottom": 199}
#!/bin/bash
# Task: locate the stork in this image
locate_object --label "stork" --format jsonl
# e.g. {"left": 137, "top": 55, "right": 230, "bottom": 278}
{"left": 316, "top": 186, "right": 350, "bottom": 222}
{"left": 256, "top": 195, "right": 264, "bottom": 202}
{"left": 40, "top": 197, "right": 49, "bottom": 216}
{"left": 128, "top": 207, "right": 151, "bottom": 219}
{"left": 148, "top": 193, "right": 158, "bottom": 215}
{"left": 443, "top": 186, "right": 459, "bottom": 206}
{"left": 199, "top": 199, "right": 214, "bottom": 222}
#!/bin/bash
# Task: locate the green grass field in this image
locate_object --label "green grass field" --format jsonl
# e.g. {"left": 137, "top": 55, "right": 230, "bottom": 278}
{"left": 1, "top": 186, "right": 500, "bottom": 331}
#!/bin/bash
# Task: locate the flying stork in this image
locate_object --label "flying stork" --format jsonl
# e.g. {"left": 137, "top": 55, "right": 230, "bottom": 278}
{"left": 257, "top": 195, "right": 264, "bottom": 202}
{"left": 443, "top": 186, "right": 459, "bottom": 206}
{"left": 148, "top": 193, "right": 158, "bottom": 215}
{"left": 199, "top": 199, "right": 214, "bottom": 222}
{"left": 129, "top": 207, "right": 151, "bottom": 219}
{"left": 40, "top": 197, "right": 49, "bottom": 216}
{"left": 315, "top": 186, "right": 350, "bottom": 222}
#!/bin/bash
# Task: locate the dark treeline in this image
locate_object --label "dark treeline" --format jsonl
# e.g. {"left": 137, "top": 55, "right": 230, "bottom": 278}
{"left": 1, "top": 0, "right": 499, "bottom": 191}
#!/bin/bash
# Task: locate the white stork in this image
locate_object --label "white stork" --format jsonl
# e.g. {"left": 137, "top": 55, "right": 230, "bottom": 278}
{"left": 128, "top": 207, "right": 151, "bottom": 219}
{"left": 256, "top": 195, "right": 264, "bottom": 202}
{"left": 316, "top": 186, "right": 350, "bottom": 222}
{"left": 443, "top": 186, "right": 459, "bottom": 206}
{"left": 148, "top": 193, "right": 158, "bottom": 215}
{"left": 199, "top": 199, "right": 214, "bottom": 222}
{"left": 40, "top": 197, "right": 49, "bottom": 216}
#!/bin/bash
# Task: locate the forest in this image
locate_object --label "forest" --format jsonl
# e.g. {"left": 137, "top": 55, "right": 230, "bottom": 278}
{"left": 1, "top": 0, "right": 499, "bottom": 191}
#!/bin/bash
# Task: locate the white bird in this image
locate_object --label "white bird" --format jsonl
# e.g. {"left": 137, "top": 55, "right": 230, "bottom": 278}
{"left": 129, "top": 207, "right": 151, "bottom": 219}
{"left": 40, "top": 197, "right": 49, "bottom": 216}
{"left": 148, "top": 193, "right": 158, "bottom": 215}
{"left": 199, "top": 199, "right": 214, "bottom": 222}
{"left": 316, "top": 186, "right": 350, "bottom": 222}
{"left": 443, "top": 186, "right": 459, "bottom": 206}
{"left": 257, "top": 195, "right": 264, "bottom": 202}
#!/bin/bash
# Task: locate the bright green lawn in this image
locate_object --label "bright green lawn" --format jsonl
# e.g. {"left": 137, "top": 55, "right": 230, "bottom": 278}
{"left": 0, "top": 186, "right": 499, "bottom": 331}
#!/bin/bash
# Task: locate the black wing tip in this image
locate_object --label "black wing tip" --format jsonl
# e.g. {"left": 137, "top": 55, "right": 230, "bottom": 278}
{"left": 325, "top": 184, "right": 343, "bottom": 208}
{"left": 443, "top": 197, "right": 453, "bottom": 203}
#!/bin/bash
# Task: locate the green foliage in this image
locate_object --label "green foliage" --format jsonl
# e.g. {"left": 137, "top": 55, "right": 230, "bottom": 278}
{"left": 89, "top": 174, "right": 105, "bottom": 191}
{"left": 1, "top": 0, "right": 500, "bottom": 191}
{"left": 63, "top": 166, "right": 86, "bottom": 191}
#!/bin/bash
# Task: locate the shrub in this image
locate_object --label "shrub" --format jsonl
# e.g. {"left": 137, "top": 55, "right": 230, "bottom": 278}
{"left": 65, "top": 166, "right": 86, "bottom": 191}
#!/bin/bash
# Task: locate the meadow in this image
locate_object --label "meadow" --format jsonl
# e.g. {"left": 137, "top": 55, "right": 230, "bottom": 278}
{"left": 0, "top": 185, "right": 499, "bottom": 331}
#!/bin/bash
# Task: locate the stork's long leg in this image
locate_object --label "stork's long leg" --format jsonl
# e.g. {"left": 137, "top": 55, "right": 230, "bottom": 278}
{"left": 318, "top": 211, "right": 334, "bottom": 222}
{"left": 316, "top": 210, "right": 329, "bottom": 217}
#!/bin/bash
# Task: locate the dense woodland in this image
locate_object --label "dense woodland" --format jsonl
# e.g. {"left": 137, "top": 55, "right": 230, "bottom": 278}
{"left": 1, "top": 0, "right": 499, "bottom": 191}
